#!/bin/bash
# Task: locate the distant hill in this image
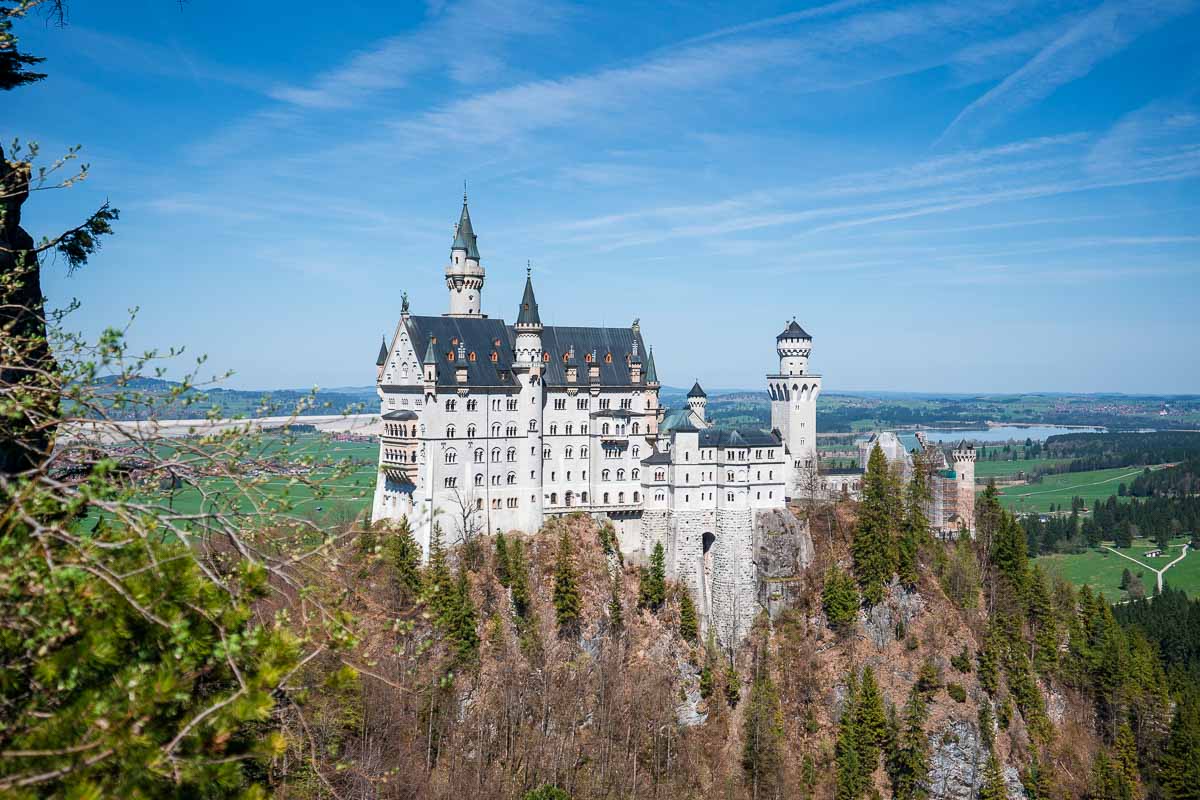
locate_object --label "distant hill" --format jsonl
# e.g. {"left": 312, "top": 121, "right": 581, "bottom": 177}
{"left": 79, "top": 376, "right": 378, "bottom": 421}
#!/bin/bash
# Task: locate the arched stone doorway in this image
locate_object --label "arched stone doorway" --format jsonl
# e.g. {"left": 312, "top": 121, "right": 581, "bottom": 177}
{"left": 701, "top": 532, "right": 716, "bottom": 623}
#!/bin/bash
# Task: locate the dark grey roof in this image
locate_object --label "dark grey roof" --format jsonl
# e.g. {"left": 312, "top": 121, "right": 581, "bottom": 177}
{"left": 376, "top": 336, "right": 388, "bottom": 366}
{"left": 698, "top": 428, "right": 781, "bottom": 448}
{"left": 644, "top": 346, "right": 659, "bottom": 383}
{"left": 382, "top": 409, "right": 418, "bottom": 421}
{"left": 776, "top": 319, "right": 811, "bottom": 340}
{"left": 450, "top": 198, "right": 481, "bottom": 260}
{"left": 408, "top": 316, "right": 515, "bottom": 387}
{"left": 687, "top": 381, "right": 706, "bottom": 398}
{"left": 516, "top": 272, "right": 541, "bottom": 326}
{"left": 539, "top": 325, "right": 648, "bottom": 388}
{"left": 822, "top": 467, "right": 865, "bottom": 475}
{"left": 422, "top": 333, "right": 438, "bottom": 366}
{"left": 641, "top": 450, "right": 671, "bottom": 465}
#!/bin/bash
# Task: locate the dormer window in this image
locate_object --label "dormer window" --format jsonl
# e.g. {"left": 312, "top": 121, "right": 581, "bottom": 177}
{"left": 543, "top": 352, "right": 550, "bottom": 362}
{"left": 493, "top": 338, "right": 501, "bottom": 347}
{"left": 584, "top": 353, "right": 593, "bottom": 363}
{"left": 490, "top": 352, "right": 498, "bottom": 362}
{"left": 604, "top": 352, "right": 612, "bottom": 364}
{"left": 447, "top": 351, "right": 455, "bottom": 362}
{"left": 468, "top": 351, "right": 476, "bottom": 362}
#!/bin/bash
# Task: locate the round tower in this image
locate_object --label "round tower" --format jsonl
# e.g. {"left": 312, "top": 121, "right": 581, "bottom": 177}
{"left": 445, "top": 193, "right": 485, "bottom": 317}
{"left": 512, "top": 270, "right": 545, "bottom": 531}
{"left": 776, "top": 318, "right": 812, "bottom": 375}
{"left": 951, "top": 441, "right": 976, "bottom": 532}
{"left": 686, "top": 381, "right": 707, "bottom": 424}
{"left": 513, "top": 268, "right": 543, "bottom": 365}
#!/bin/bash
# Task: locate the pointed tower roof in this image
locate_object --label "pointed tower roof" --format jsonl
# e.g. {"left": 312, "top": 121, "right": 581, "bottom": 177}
{"left": 422, "top": 334, "right": 438, "bottom": 366}
{"left": 451, "top": 194, "right": 481, "bottom": 260}
{"left": 644, "top": 346, "right": 659, "bottom": 384}
{"left": 776, "top": 318, "right": 811, "bottom": 340}
{"left": 516, "top": 268, "right": 541, "bottom": 326}
{"left": 687, "top": 381, "right": 707, "bottom": 398}
{"left": 375, "top": 335, "right": 388, "bottom": 366}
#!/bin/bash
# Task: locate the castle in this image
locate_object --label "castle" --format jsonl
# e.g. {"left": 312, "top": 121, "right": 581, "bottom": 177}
{"left": 371, "top": 195, "right": 971, "bottom": 642}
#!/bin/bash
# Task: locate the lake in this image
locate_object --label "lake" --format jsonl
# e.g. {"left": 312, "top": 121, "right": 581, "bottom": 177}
{"left": 917, "top": 424, "right": 1107, "bottom": 444}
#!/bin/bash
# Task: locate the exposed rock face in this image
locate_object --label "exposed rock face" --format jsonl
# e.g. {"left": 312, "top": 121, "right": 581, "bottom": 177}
{"left": 675, "top": 656, "right": 707, "bottom": 727}
{"left": 753, "top": 508, "right": 814, "bottom": 617}
{"left": 927, "top": 719, "right": 1026, "bottom": 800}
{"left": 861, "top": 578, "right": 925, "bottom": 648}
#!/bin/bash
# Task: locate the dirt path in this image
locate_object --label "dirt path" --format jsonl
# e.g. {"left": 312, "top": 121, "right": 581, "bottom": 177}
{"left": 1103, "top": 543, "right": 1190, "bottom": 593}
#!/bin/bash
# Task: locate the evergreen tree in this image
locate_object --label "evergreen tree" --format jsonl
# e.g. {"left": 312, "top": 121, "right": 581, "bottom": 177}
{"left": 853, "top": 443, "right": 900, "bottom": 605}
{"left": 1119, "top": 567, "right": 1133, "bottom": 591}
{"left": 639, "top": 541, "right": 667, "bottom": 611}
{"left": 1027, "top": 565, "right": 1058, "bottom": 674}
{"left": 856, "top": 666, "right": 889, "bottom": 771}
{"left": 836, "top": 672, "right": 866, "bottom": 800}
{"left": 424, "top": 524, "right": 454, "bottom": 618}
{"left": 508, "top": 538, "right": 532, "bottom": 620}
{"left": 899, "top": 456, "right": 931, "bottom": 588}
{"left": 552, "top": 530, "right": 581, "bottom": 638}
{"left": 495, "top": 531, "right": 511, "bottom": 587}
{"left": 977, "top": 621, "right": 1001, "bottom": 695}
{"left": 679, "top": 590, "right": 699, "bottom": 643}
{"left": 1113, "top": 722, "right": 1139, "bottom": 791}
{"left": 979, "top": 751, "right": 1007, "bottom": 800}
{"left": 823, "top": 566, "right": 861, "bottom": 633}
{"left": 385, "top": 516, "right": 423, "bottom": 601}
{"left": 1160, "top": 694, "right": 1200, "bottom": 800}
{"left": 888, "top": 683, "right": 931, "bottom": 800}
{"left": 1088, "top": 750, "right": 1133, "bottom": 800}
{"left": 607, "top": 577, "right": 624, "bottom": 635}
{"left": 724, "top": 664, "right": 742, "bottom": 708}
{"left": 742, "top": 671, "right": 784, "bottom": 795}
{"left": 445, "top": 567, "right": 480, "bottom": 663}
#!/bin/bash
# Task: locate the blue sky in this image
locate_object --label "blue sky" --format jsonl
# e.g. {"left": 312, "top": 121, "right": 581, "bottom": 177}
{"left": 10, "top": 0, "right": 1200, "bottom": 393}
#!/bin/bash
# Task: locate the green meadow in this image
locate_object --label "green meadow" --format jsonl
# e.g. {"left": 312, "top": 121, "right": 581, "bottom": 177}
{"left": 998, "top": 466, "right": 1160, "bottom": 513}
{"left": 1036, "top": 538, "right": 1195, "bottom": 601}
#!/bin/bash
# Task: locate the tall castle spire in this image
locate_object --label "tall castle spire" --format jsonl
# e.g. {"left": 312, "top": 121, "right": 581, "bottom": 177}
{"left": 445, "top": 190, "right": 485, "bottom": 317}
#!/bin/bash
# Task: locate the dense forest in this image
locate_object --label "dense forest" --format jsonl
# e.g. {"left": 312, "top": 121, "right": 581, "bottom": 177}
{"left": 1031, "top": 433, "right": 1200, "bottom": 477}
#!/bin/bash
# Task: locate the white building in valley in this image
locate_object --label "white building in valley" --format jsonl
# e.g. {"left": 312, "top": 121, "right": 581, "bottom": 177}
{"left": 373, "top": 195, "right": 827, "bottom": 642}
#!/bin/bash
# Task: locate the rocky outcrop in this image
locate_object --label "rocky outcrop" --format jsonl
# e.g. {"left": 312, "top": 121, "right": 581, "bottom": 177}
{"left": 675, "top": 656, "right": 708, "bottom": 727}
{"left": 753, "top": 508, "right": 814, "bottom": 617}
{"left": 927, "top": 719, "right": 1026, "bottom": 800}
{"left": 861, "top": 578, "right": 925, "bottom": 648}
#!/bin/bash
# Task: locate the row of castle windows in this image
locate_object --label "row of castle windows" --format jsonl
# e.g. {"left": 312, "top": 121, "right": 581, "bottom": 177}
{"left": 445, "top": 398, "right": 519, "bottom": 412}
{"left": 384, "top": 423, "right": 414, "bottom": 437}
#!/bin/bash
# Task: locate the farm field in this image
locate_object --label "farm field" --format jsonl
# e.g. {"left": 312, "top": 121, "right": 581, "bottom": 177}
{"left": 998, "top": 465, "right": 1163, "bottom": 513}
{"left": 974, "top": 457, "right": 1068, "bottom": 479}
{"left": 1036, "top": 537, "right": 1194, "bottom": 601}
{"left": 91, "top": 433, "right": 379, "bottom": 529}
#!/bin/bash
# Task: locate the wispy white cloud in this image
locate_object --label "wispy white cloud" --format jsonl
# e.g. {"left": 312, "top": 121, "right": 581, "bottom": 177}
{"left": 937, "top": 0, "right": 1199, "bottom": 146}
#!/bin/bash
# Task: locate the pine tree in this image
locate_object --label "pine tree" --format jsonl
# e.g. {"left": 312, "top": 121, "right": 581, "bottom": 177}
{"left": 508, "top": 538, "right": 532, "bottom": 620}
{"left": 853, "top": 443, "right": 899, "bottom": 605}
{"left": 742, "top": 671, "right": 784, "bottom": 796}
{"left": 1160, "top": 694, "right": 1200, "bottom": 800}
{"left": 823, "top": 566, "right": 861, "bottom": 633}
{"left": 552, "top": 530, "right": 581, "bottom": 638}
{"left": 856, "top": 666, "right": 888, "bottom": 772}
{"left": 607, "top": 577, "right": 624, "bottom": 635}
{"left": 887, "top": 683, "right": 930, "bottom": 800}
{"left": 977, "top": 621, "right": 1001, "bottom": 695}
{"left": 1113, "top": 722, "right": 1139, "bottom": 791}
{"left": 445, "top": 567, "right": 480, "bottom": 663}
{"left": 1119, "top": 567, "right": 1133, "bottom": 591}
{"left": 425, "top": 524, "right": 454, "bottom": 618}
{"left": 724, "top": 664, "right": 742, "bottom": 708}
{"left": 979, "top": 751, "right": 1007, "bottom": 800}
{"left": 495, "top": 531, "right": 511, "bottom": 587}
{"left": 1027, "top": 564, "right": 1058, "bottom": 674}
{"left": 836, "top": 671, "right": 866, "bottom": 800}
{"left": 899, "top": 456, "right": 931, "bottom": 589}
{"left": 386, "top": 516, "right": 423, "bottom": 601}
{"left": 639, "top": 541, "right": 667, "bottom": 611}
{"left": 1088, "top": 750, "right": 1134, "bottom": 800}
{"left": 679, "top": 590, "right": 699, "bottom": 643}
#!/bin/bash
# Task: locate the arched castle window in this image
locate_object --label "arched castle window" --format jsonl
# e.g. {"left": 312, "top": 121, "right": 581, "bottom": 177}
{"left": 616, "top": 469, "right": 625, "bottom": 481}
{"left": 467, "top": 424, "right": 476, "bottom": 438}
{"left": 550, "top": 492, "right": 558, "bottom": 504}
{"left": 507, "top": 472, "right": 516, "bottom": 485}
{"left": 632, "top": 422, "right": 639, "bottom": 434}
{"left": 446, "top": 425, "right": 456, "bottom": 438}
{"left": 581, "top": 491, "right": 588, "bottom": 502}
{"left": 528, "top": 419, "right": 537, "bottom": 432}
{"left": 632, "top": 468, "right": 639, "bottom": 480}
{"left": 632, "top": 445, "right": 639, "bottom": 458}
{"left": 543, "top": 446, "right": 551, "bottom": 460}
{"left": 466, "top": 399, "right": 477, "bottom": 411}
{"left": 446, "top": 399, "right": 456, "bottom": 411}
{"left": 492, "top": 422, "right": 501, "bottom": 436}
{"left": 474, "top": 448, "right": 484, "bottom": 463}
{"left": 444, "top": 449, "right": 457, "bottom": 464}
{"left": 506, "top": 447, "right": 516, "bottom": 462}
{"left": 565, "top": 423, "right": 573, "bottom": 434}
{"left": 655, "top": 470, "right": 665, "bottom": 481}
{"left": 581, "top": 424, "right": 588, "bottom": 434}
{"left": 580, "top": 446, "right": 588, "bottom": 458}
{"left": 565, "top": 446, "right": 574, "bottom": 459}
{"left": 492, "top": 448, "right": 501, "bottom": 462}
{"left": 549, "top": 424, "right": 558, "bottom": 435}
{"left": 618, "top": 491, "right": 624, "bottom": 503}
{"left": 602, "top": 423, "right": 610, "bottom": 435}
{"left": 474, "top": 473, "right": 484, "bottom": 486}
{"left": 602, "top": 469, "right": 611, "bottom": 481}
{"left": 603, "top": 492, "right": 610, "bottom": 503}
{"left": 506, "top": 424, "right": 517, "bottom": 437}
{"left": 655, "top": 492, "right": 665, "bottom": 502}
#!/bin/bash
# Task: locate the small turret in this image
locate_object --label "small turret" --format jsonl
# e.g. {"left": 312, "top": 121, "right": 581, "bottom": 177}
{"left": 776, "top": 318, "right": 812, "bottom": 376}
{"left": 513, "top": 268, "right": 543, "bottom": 369}
{"left": 375, "top": 335, "right": 388, "bottom": 367}
{"left": 445, "top": 192, "right": 485, "bottom": 317}
{"left": 422, "top": 334, "right": 438, "bottom": 388}
{"left": 687, "top": 381, "right": 707, "bottom": 423}
{"left": 629, "top": 321, "right": 643, "bottom": 384}
{"left": 644, "top": 346, "right": 659, "bottom": 386}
